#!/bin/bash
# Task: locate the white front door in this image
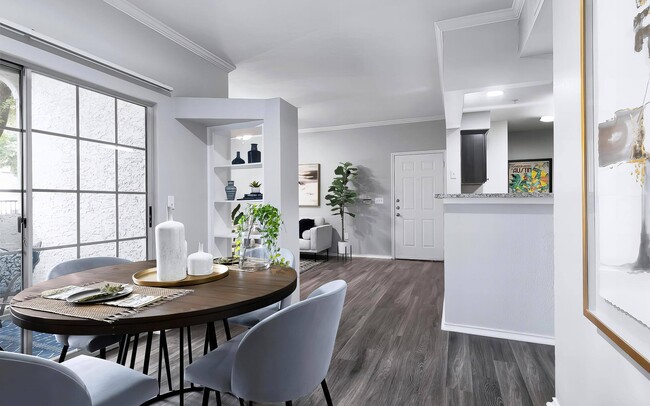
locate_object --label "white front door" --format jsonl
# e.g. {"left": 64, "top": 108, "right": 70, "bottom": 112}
{"left": 393, "top": 152, "right": 444, "bottom": 260}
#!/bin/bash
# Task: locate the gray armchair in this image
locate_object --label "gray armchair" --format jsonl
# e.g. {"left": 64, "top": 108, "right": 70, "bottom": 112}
{"left": 47, "top": 257, "right": 132, "bottom": 362}
{"left": 0, "top": 351, "right": 158, "bottom": 405}
{"left": 186, "top": 280, "right": 347, "bottom": 406}
{"left": 299, "top": 217, "right": 332, "bottom": 256}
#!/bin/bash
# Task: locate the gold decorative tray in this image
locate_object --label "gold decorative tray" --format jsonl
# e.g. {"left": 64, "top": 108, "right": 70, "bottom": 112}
{"left": 132, "top": 265, "right": 229, "bottom": 287}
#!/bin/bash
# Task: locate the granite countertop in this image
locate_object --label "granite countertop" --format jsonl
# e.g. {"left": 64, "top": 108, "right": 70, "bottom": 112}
{"left": 435, "top": 193, "right": 553, "bottom": 198}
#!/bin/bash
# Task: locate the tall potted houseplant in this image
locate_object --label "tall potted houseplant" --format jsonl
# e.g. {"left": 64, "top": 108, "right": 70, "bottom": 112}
{"left": 234, "top": 203, "right": 288, "bottom": 270}
{"left": 325, "top": 162, "right": 358, "bottom": 254}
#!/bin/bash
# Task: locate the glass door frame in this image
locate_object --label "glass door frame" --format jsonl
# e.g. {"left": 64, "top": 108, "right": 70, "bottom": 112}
{"left": 1, "top": 59, "right": 155, "bottom": 355}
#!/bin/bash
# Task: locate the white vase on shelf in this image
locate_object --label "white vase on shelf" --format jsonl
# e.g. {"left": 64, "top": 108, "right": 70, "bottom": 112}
{"left": 155, "top": 207, "right": 187, "bottom": 282}
{"left": 188, "top": 243, "right": 213, "bottom": 276}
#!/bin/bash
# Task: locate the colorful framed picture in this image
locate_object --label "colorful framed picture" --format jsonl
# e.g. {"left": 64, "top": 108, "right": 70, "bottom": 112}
{"left": 299, "top": 164, "right": 320, "bottom": 207}
{"left": 582, "top": 0, "right": 650, "bottom": 372}
{"left": 507, "top": 159, "right": 552, "bottom": 193}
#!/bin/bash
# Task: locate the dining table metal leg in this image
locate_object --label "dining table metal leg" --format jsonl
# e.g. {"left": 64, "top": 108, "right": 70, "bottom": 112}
{"left": 179, "top": 327, "right": 185, "bottom": 406}
{"left": 223, "top": 319, "right": 232, "bottom": 340}
{"left": 160, "top": 330, "right": 173, "bottom": 391}
{"left": 129, "top": 333, "right": 139, "bottom": 369}
{"left": 142, "top": 331, "right": 153, "bottom": 374}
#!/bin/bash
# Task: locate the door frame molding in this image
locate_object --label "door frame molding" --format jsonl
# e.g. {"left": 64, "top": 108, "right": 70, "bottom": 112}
{"left": 390, "top": 150, "right": 446, "bottom": 260}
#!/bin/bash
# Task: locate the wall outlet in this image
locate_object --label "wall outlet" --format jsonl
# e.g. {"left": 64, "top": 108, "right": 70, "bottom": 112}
{"left": 344, "top": 232, "right": 349, "bottom": 240}
{"left": 450, "top": 170, "right": 457, "bottom": 179}
{"left": 375, "top": 197, "right": 384, "bottom": 204}
{"left": 167, "top": 195, "right": 175, "bottom": 209}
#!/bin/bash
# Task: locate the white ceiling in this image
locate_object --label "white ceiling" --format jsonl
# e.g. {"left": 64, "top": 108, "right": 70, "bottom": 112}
{"left": 125, "top": 0, "right": 515, "bottom": 129}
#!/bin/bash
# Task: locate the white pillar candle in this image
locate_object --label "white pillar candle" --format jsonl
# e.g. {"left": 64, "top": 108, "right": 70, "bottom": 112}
{"left": 155, "top": 208, "right": 187, "bottom": 282}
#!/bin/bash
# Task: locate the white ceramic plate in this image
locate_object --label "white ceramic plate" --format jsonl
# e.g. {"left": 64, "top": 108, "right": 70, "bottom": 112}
{"left": 66, "top": 286, "right": 133, "bottom": 304}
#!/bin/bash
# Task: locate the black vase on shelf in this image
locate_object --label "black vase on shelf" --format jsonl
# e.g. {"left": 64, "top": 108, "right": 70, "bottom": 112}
{"left": 232, "top": 151, "right": 245, "bottom": 165}
{"left": 248, "top": 144, "right": 261, "bottom": 163}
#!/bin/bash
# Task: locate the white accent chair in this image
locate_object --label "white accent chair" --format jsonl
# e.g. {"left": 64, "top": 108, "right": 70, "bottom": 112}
{"left": 186, "top": 280, "right": 347, "bottom": 406}
{"left": 0, "top": 351, "right": 158, "bottom": 406}
{"left": 299, "top": 217, "right": 332, "bottom": 257}
{"left": 226, "top": 248, "right": 295, "bottom": 332}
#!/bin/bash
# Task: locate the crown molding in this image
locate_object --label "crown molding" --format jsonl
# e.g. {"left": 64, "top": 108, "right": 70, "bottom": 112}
{"left": 511, "top": 0, "right": 526, "bottom": 20}
{"left": 103, "top": 0, "right": 235, "bottom": 73}
{"left": 299, "top": 115, "right": 445, "bottom": 134}
{"left": 435, "top": 7, "right": 519, "bottom": 33}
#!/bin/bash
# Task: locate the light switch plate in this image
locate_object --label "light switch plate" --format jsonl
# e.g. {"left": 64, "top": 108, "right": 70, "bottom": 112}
{"left": 344, "top": 232, "right": 349, "bottom": 240}
{"left": 167, "top": 195, "right": 175, "bottom": 209}
{"left": 375, "top": 197, "right": 384, "bottom": 204}
{"left": 450, "top": 171, "right": 457, "bottom": 179}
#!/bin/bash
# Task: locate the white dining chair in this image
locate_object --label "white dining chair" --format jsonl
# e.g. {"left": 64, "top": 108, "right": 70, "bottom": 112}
{"left": 186, "top": 279, "right": 347, "bottom": 406}
{"left": 224, "top": 248, "right": 295, "bottom": 338}
{"left": 47, "top": 257, "right": 132, "bottom": 362}
{"left": 0, "top": 351, "right": 158, "bottom": 405}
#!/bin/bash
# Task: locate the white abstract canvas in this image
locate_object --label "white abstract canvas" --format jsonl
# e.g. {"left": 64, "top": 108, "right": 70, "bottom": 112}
{"left": 299, "top": 164, "right": 320, "bottom": 207}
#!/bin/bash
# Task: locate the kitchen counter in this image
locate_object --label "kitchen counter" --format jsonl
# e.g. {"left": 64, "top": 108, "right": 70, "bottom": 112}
{"left": 441, "top": 193, "right": 554, "bottom": 345}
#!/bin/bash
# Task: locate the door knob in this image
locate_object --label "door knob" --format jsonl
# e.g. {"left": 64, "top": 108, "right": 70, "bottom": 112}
{"left": 396, "top": 213, "right": 401, "bottom": 217}
{"left": 396, "top": 206, "right": 400, "bottom": 210}
{"left": 396, "top": 198, "right": 400, "bottom": 202}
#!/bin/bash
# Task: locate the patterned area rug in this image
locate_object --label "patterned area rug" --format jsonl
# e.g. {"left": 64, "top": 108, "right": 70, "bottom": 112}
{"left": 300, "top": 258, "right": 326, "bottom": 273}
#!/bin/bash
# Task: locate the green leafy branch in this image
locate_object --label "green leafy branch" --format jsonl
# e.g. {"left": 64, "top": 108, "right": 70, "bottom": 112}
{"left": 234, "top": 203, "right": 288, "bottom": 267}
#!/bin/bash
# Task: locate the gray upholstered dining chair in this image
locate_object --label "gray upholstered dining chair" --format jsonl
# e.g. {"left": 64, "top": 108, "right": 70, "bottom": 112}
{"left": 225, "top": 247, "right": 295, "bottom": 335}
{"left": 0, "top": 351, "right": 158, "bottom": 405}
{"left": 186, "top": 279, "right": 347, "bottom": 406}
{"left": 47, "top": 257, "right": 132, "bottom": 362}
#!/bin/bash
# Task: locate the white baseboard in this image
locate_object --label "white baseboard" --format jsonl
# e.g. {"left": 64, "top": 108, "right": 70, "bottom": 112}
{"left": 441, "top": 314, "right": 555, "bottom": 346}
{"left": 546, "top": 398, "right": 560, "bottom": 406}
{"left": 353, "top": 254, "right": 393, "bottom": 259}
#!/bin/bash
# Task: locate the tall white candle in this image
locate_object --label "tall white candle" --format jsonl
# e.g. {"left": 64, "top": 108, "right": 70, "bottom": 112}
{"left": 155, "top": 207, "right": 187, "bottom": 282}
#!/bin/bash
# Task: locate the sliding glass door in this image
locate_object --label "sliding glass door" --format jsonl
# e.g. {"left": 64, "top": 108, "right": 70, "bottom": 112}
{"left": 0, "top": 64, "right": 150, "bottom": 356}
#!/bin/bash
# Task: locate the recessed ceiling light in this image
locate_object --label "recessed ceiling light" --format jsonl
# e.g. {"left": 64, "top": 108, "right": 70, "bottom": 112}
{"left": 540, "top": 116, "right": 554, "bottom": 122}
{"left": 487, "top": 90, "right": 504, "bottom": 97}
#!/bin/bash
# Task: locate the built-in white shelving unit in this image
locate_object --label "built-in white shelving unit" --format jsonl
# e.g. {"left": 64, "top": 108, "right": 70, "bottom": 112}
{"left": 173, "top": 97, "right": 300, "bottom": 302}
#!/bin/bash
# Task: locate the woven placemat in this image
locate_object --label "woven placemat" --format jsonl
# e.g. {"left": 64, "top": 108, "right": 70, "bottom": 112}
{"left": 11, "top": 281, "right": 192, "bottom": 323}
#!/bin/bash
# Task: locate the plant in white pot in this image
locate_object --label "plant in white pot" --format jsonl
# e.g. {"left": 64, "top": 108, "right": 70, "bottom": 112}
{"left": 249, "top": 180, "right": 261, "bottom": 194}
{"left": 325, "top": 162, "right": 358, "bottom": 254}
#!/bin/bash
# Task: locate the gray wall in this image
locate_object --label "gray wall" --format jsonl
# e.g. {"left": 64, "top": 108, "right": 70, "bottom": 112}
{"left": 508, "top": 129, "right": 553, "bottom": 161}
{"left": 299, "top": 120, "right": 446, "bottom": 257}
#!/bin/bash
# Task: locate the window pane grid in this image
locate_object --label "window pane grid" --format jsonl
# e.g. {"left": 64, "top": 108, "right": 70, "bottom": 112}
{"left": 31, "top": 73, "right": 148, "bottom": 282}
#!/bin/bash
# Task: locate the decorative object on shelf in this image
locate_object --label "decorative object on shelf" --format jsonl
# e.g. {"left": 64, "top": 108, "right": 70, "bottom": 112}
{"left": 234, "top": 203, "right": 288, "bottom": 270}
{"left": 238, "top": 192, "right": 263, "bottom": 201}
{"left": 582, "top": 0, "right": 650, "bottom": 372}
{"left": 232, "top": 151, "right": 245, "bottom": 165}
{"left": 247, "top": 143, "right": 261, "bottom": 163}
{"left": 299, "top": 163, "right": 321, "bottom": 207}
{"left": 508, "top": 159, "right": 552, "bottom": 193}
{"left": 155, "top": 206, "right": 187, "bottom": 282}
{"left": 249, "top": 180, "right": 261, "bottom": 194}
{"left": 225, "top": 180, "right": 237, "bottom": 201}
{"left": 187, "top": 243, "right": 214, "bottom": 276}
{"left": 325, "top": 162, "right": 358, "bottom": 245}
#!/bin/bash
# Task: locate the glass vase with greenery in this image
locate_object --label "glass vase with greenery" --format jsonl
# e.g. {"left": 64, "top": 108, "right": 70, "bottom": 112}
{"left": 234, "top": 203, "right": 288, "bottom": 269}
{"left": 325, "top": 162, "right": 358, "bottom": 242}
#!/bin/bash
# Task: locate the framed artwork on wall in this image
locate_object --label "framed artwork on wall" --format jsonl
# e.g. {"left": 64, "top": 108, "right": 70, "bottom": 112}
{"left": 507, "top": 159, "right": 552, "bottom": 193}
{"left": 582, "top": 0, "right": 650, "bottom": 372}
{"left": 299, "top": 164, "right": 320, "bottom": 207}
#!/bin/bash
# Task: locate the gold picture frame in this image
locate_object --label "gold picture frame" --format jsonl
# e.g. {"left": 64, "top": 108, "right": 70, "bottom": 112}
{"left": 581, "top": 0, "right": 650, "bottom": 372}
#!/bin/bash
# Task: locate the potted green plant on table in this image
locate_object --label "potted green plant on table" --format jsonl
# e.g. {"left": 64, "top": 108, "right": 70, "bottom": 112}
{"left": 325, "top": 162, "right": 358, "bottom": 255}
{"left": 234, "top": 203, "right": 289, "bottom": 270}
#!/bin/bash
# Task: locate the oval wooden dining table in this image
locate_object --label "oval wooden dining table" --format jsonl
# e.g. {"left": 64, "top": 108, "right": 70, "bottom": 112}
{"left": 10, "top": 260, "right": 297, "bottom": 405}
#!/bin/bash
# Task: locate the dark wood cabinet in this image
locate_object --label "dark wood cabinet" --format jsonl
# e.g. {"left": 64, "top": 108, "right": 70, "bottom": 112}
{"left": 461, "top": 129, "right": 488, "bottom": 184}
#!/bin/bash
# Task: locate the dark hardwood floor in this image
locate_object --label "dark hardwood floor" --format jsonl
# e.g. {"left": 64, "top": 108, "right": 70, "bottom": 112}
{"left": 108, "top": 258, "right": 555, "bottom": 405}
